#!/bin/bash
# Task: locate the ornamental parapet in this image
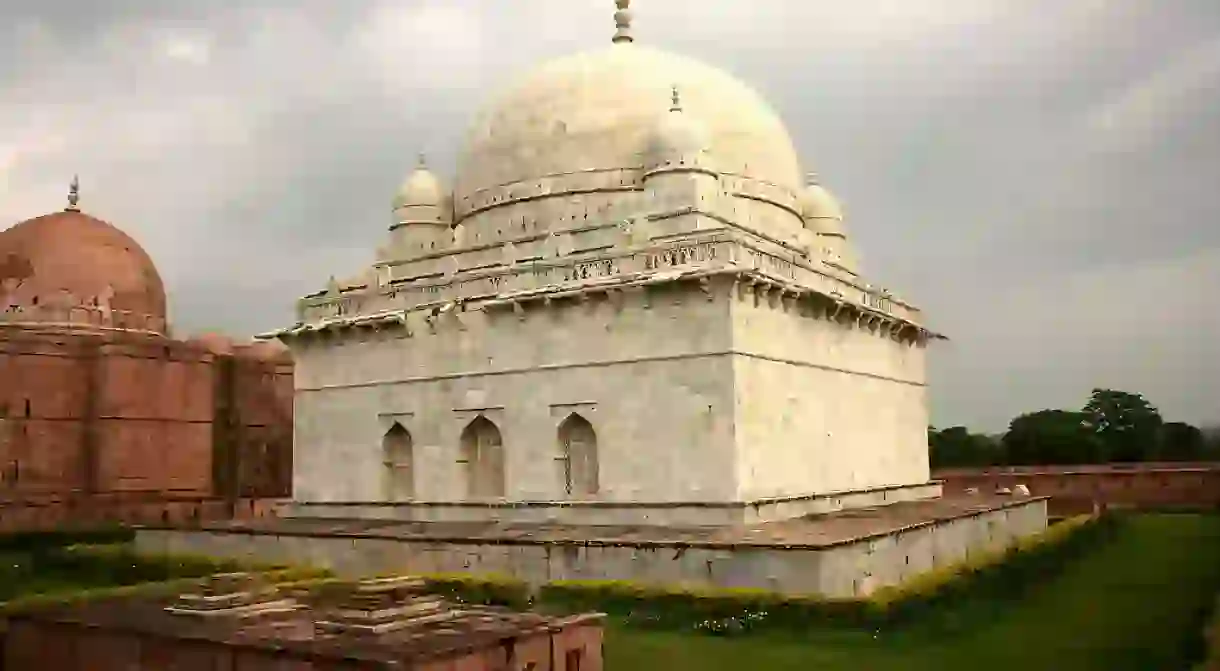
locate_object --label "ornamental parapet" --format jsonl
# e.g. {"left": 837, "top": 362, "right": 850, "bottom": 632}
{"left": 0, "top": 303, "right": 167, "bottom": 334}
{"left": 297, "top": 234, "right": 923, "bottom": 329}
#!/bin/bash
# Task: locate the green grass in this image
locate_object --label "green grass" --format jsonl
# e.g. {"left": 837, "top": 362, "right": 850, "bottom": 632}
{"left": 606, "top": 514, "right": 1220, "bottom": 671}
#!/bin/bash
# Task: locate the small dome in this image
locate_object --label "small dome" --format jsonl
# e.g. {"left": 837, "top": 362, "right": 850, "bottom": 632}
{"left": 393, "top": 156, "right": 444, "bottom": 209}
{"left": 0, "top": 202, "right": 167, "bottom": 332}
{"left": 187, "top": 332, "right": 235, "bottom": 355}
{"left": 647, "top": 86, "right": 711, "bottom": 167}
{"left": 800, "top": 174, "right": 845, "bottom": 236}
{"left": 239, "top": 339, "right": 291, "bottom": 362}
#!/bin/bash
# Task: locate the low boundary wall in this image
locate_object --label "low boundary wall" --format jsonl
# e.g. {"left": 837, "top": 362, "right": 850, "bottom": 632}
{"left": 136, "top": 498, "right": 1047, "bottom": 598}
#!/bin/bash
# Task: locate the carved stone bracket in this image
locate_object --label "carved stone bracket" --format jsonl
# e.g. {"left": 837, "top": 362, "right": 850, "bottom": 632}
{"left": 829, "top": 300, "right": 846, "bottom": 322}
{"left": 765, "top": 285, "right": 781, "bottom": 310}
{"left": 749, "top": 281, "right": 763, "bottom": 307}
{"left": 780, "top": 290, "right": 798, "bottom": 313}
{"left": 733, "top": 278, "right": 748, "bottom": 302}
{"left": 835, "top": 305, "right": 855, "bottom": 328}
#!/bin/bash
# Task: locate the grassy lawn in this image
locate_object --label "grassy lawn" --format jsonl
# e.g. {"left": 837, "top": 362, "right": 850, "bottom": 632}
{"left": 606, "top": 514, "right": 1220, "bottom": 671}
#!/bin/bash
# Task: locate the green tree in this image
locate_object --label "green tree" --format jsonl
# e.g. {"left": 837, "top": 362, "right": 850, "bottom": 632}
{"left": 1081, "top": 389, "right": 1163, "bottom": 462}
{"left": 1155, "top": 422, "right": 1206, "bottom": 462}
{"left": 1002, "top": 410, "right": 1100, "bottom": 465}
{"left": 929, "top": 426, "right": 1004, "bottom": 468}
{"left": 1206, "top": 428, "right": 1220, "bottom": 461}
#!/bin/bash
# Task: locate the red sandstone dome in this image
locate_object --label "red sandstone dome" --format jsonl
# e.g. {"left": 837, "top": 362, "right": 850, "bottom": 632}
{"left": 0, "top": 200, "right": 167, "bottom": 333}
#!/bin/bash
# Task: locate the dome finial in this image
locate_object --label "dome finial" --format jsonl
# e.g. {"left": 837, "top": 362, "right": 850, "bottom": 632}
{"left": 416, "top": 152, "right": 428, "bottom": 169}
{"left": 612, "top": 0, "right": 634, "bottom": 44}
{"left": 670, "top": 85, "right": 683, "bottom": 112}
{"left": 65, "top": 174, "right": 80, "bottom": 212}
{"left": 806, "top": 172, "right": 820, "bottom": 186}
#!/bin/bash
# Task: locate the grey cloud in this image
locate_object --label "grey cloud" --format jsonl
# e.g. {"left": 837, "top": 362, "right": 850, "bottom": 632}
{"left": 2, "top": 0, "right": 1218, "bottom": 431}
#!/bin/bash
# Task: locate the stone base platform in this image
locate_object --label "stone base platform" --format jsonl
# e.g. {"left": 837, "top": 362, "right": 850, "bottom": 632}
{"left": 135, "top": 495, "right": 1048, "bottom": 598}
{"left": 282, "top": 481, "right": 945, "bottom": 527}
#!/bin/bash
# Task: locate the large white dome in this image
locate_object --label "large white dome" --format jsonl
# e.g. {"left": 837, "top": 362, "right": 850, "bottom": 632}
{"left": 452, "top": 41, "right": 804, "bottom": 222}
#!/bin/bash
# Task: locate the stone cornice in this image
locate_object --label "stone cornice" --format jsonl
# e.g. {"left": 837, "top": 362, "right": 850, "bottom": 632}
{"left": 260, "top": 263, "right": 944, "bottom": 345}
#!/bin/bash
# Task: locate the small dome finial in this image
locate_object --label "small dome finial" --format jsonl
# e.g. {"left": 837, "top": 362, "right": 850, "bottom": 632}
{"left": 806, "top": 172, "right": 820, "bottom": 186}
{"left": 65, "top": 174, "right": 80, "bottom": 212}
{"left": 612, "top": 0, "right": 634, "bottom": 44}
{"left": 416, "top": 152, "right": 428, "bottom": 169}
{"left": 670, "top": 85, "right": 682, "bottom": 112}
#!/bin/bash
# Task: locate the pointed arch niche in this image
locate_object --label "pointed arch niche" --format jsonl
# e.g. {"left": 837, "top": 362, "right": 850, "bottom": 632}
{"left": 557, "top": 413, "right": 599, "bottom": 498}
{"left": 381, "top": 423, "right": 415, "bottom": 501}
{"left": 459, "top": 416, "right": 505, "bottom": 498}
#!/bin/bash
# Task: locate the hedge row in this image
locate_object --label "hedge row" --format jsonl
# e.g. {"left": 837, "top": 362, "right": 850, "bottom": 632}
{"left": 1197, "top": 594, "right": 1220, "bottom": 671}
{"left": 0, "top": 542, "right": 303, "bottom": 605}
{"left": 410, "top": 513, "right": 1116, "bottom": 635}
{"left": 0, "top": 526, "right": 134, "bottom": 553}
{"left": 34, "top": 543, "right": 294, "bottom": 586}
{"left": 0, "top": 566, "right": 332, "bottom": 615}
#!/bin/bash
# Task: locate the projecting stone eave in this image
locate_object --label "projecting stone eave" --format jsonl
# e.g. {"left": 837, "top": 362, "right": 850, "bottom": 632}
{"left": 259, "top": 265, "right": 944, "bottom": 345}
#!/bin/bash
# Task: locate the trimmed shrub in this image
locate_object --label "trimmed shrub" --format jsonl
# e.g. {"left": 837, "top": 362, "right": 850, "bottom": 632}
{"left": 539, "top": 580, "right": 870, "bottom": 635}
{"left": 416, "top": 572, "right": 532, "bottom": 609}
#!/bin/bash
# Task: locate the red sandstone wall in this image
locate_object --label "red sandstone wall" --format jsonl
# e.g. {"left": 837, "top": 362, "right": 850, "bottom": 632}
{"left": 0, "top": 330, "right": 94, "bottom": 495}
{"left": 935, "top": 463, "right": 1220, "bottom": 516}
{"left": 94, "top": 336, "right": 214, "bottom": 495}
{"left": 0, "top": 327, "right": 292, "bottom": 531}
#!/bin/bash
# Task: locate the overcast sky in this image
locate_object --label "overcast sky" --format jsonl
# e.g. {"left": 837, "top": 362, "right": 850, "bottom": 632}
{"left": 2, "top": 0, "right": 1218, "bottom": 432}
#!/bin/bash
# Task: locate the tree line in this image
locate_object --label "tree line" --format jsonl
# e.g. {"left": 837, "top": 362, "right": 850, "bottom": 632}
{"left": 929, "top": 388, "right": 1220, "bottom": 469}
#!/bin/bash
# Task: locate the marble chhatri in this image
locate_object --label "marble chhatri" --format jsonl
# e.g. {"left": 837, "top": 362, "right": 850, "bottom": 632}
{"left": 263, "top": 0, "right": 950, "bottom": 527}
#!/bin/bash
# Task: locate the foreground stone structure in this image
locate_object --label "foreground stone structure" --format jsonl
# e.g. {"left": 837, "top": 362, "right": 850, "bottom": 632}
{"left": 152, "top": 1, "right": 1049, "bottom": 596}
{"left": 1, "top": 573, "right": 603, "bottom": 670}
{"left": 0, "top": 180, "right": 293, "bottom": 531}
{"left": 139, "top": 496, "right": 1046, "bottom": 598}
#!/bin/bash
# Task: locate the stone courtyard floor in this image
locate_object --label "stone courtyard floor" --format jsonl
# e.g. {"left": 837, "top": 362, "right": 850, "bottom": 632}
{"left": 603, "top": 513, "right": 1220, "bottom": 671}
